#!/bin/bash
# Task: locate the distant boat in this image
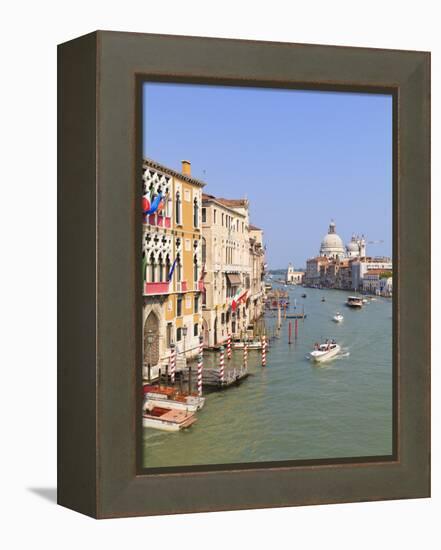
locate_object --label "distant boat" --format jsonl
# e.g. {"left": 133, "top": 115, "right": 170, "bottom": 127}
{"left": 346, "top": 296, "right": 363, "bottom": 308}
{"left": 333, "top": 312, "right": 344, "bottom": 323}
{"left": 286, "top": 313, "right": 307, "bottom": 319}
{"left": 233, "top": 339, "right": 266, "bottom": 350}
{"left": 321, "top": 297, "right": 326, "bottom": 302}
{"left": 301, "top": 293, "right": 307, "bottom": 298}
{"left": 309, "top": 340, "right": 341, "bottom": 363}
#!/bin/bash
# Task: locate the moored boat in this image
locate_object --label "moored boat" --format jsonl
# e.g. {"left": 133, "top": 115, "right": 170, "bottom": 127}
{"left": 309, "top": 340, "right": 341, "bottom": 363}
{"left": 142, "top": 406, "right": 197, "bottom": 431}
{"left": 233, "top": 339, "right": 266, "bottom": 350}
{"left": 143, "top": 384, "right": 205, "bottom": 412}
{"left": 346, "top": 296, "right": 363, "bottom": 308}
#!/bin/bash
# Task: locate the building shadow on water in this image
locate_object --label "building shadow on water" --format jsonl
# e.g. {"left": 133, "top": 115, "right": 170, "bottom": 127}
{"left": 28, "top": 487, "right": 57, "bottom": 504}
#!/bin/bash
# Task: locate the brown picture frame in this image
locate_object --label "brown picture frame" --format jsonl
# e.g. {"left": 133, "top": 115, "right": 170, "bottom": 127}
{"left": 58, "top": 31, "right": 430, "bottom": 518}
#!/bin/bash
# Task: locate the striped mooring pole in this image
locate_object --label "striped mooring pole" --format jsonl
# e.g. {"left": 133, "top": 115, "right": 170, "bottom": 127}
{"left": 197, "top": 353, "right": 203, "bottom": 396}
{"left": 219, "top": 345, "right": 225, "bottom": 383}
{"left": 198, "top": 335, "right": 204, "bottom": 357}
{"left": 288, "top": 321, "right": 292, "bottom": 345}
{"left": 243, "top": 340, "right": 248, "bottom": 370}
{"left": 261, "top": 335, "right": 267, "bottom": 367}
{"left": 170, "top": 344, "right": 176, "bottom": 384}
{"left": 227, "top": 332, "right": 232, "bottom": 360}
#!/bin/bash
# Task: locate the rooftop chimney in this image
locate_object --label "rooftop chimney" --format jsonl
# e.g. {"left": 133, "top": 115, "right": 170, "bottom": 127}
{"left": 181, "top": 160, "right": 191, "bottom": 176}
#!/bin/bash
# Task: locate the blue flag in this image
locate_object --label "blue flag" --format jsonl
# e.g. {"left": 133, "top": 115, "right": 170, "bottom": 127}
{"left": 167, "top": 258, "right": 178, "bottom": 282}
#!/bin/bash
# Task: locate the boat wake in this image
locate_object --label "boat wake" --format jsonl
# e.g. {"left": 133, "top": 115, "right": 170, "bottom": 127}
{"left": 305, "top": 348, "right": 350, "bottom": 361}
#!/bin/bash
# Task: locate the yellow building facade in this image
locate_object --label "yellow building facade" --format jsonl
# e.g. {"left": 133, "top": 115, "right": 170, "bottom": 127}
{"left": 142, "top": 159, "right": 204, "bottom": 380}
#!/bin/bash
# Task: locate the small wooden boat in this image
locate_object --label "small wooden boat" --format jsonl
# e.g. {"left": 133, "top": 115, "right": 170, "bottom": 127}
{"left": 142, "top": 406, "right": 197, "bottom": 431}
{"left": 309, "top": 340, "right": 341, "bottom": 363}
{"left": 143, "top": 384, "right": 205, "bottom": 412}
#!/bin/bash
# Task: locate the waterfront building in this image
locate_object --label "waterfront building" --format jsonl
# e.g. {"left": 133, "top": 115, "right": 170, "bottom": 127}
{"left": 249, "top": 225, "right": 266, "bottom": 322}
{"left": 304, "top": 220, "right": 391, "bottom": 290}
{"left": 323, "top": 257, "right": 353, "bottom": 289}
{"left": 201, "top": 194, "right": 265, "bottom": 347}
{"left": 351, "top": 257, "right": 393, "bottom": 290}
{"left": 286, "top": 263, "right": 304, "bottom": 285}
{"left": 304, "top": 256, "right": 330, "bottom": 287}
{"left": 362, "top": 269, "right": 393, "bottom": 296}
{"left": 142, "top": 158, "right": 205, "bottom": 380}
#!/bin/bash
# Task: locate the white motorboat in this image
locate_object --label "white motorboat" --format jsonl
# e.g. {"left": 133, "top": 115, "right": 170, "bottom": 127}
{"left": 362, "top": 298, "right": 368, "bottom": 304}
{"left": 346, "top": 296, "right": 363, "bottom": 308}
{"left": 142, "top": 405, "right": 197, "bottom": 432}
{"left": 333, "top": 312, "right": 344, "bottom": 323}
{"left": 233, "top": 340, "right": 266, "bottom": 350}
{"left": 309, "top": 340, "right": 341, "bottom": 363}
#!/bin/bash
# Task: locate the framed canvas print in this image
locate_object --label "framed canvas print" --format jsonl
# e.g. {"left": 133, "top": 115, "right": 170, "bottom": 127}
{"left": 58, "top": 31, "right": 430, "bottom": 518}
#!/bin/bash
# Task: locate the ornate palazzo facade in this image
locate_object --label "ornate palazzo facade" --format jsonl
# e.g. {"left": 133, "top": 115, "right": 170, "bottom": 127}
{"left": 142, "top": 159, "right": 204, "bottom": 380}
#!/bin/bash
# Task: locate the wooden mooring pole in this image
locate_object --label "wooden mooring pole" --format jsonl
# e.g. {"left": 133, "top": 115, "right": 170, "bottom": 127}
{"left": 219, "top": 345, "right": 225, "bottom": 383}
{"left": 261, "top": 335, "right": 267, "bottom": 367}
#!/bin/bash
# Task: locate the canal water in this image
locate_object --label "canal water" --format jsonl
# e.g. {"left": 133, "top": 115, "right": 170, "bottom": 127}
{"left": 142, "top": 287, "right": 393, "bottom": 468}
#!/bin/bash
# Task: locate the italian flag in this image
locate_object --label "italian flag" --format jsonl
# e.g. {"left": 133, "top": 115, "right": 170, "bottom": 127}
{"left": 232, "top": 288, "right": 248, "bottom": 312}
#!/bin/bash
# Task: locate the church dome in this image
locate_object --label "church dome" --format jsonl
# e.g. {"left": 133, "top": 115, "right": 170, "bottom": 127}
{"left": 320, "top": 221, "right": 345, "bottom": 258}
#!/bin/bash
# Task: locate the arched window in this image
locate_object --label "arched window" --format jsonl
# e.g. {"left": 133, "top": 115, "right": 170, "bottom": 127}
{"left": 149, "top": 252, "right": 155, "bottom": 282}
{"left": 202, "top": 237, "right": 206, "bottom": 264}
{"left": 176, "top": 254, "right": 182, "bottom": 282}
{"left": 165, "top": 254, "right": 171, "bottom": 281}
{"left": 158, "top": 253, "right": 164, "bottom": 282}
{"left": 194, "top": 255, "right": 198, "bottom": 282}
{"left": 142, "top": 251, "right": 147, "bottom": 282}
{"left": 193, "top": 198, "right": 199, "bottom": 228}
{"left": 175, "top": 191, "right": 181, "bottom": 225}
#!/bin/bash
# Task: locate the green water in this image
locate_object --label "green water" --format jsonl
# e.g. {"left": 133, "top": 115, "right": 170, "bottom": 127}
{"left": 142, "top": 287, "right": 393, "bottom": 468}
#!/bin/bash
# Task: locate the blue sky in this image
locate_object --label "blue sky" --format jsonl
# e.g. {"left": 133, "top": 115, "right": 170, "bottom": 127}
{"left": 143, "top": 83, "right": 392, "bottom": 269}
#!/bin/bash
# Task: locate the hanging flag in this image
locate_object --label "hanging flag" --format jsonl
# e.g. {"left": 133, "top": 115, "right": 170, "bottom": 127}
{"left": 144, "top": 192, "right": 163, "bottom": 215}
{"left": 167, "top": 258, "right": 178, "bottom": 282}
{"left": 232, "top": 288, "right": 248, "bottom": 312}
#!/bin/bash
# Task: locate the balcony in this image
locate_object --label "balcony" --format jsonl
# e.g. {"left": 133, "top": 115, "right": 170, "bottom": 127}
{"left": 145, "top": 214, "right": 171, "bottom": 229}
{"left": 176, "top": 281, "right": 188, "bottom": 293}
{"left": 144, "top": 281, "right": 170, "bottom": 295}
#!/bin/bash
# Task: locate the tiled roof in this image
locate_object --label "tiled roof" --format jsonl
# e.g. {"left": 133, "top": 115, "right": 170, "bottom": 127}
{"left": 202, "top": 193, "right": 246, "bottom": 217}
{"left": 143, "top": 158, "right": 206, "bottom": 188}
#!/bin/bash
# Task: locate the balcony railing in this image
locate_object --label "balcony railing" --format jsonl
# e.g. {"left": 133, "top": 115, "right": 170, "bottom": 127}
{"left": 176, "top": 281, "right": 188, "bottom": 293}
{"left": 145, "top": 214, "right": 171, "bottom": 229}
{"left": 144, "top": 281, "right": 170, "bottom": 295}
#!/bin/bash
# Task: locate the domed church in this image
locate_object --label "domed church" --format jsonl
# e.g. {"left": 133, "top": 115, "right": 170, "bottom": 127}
{"left": 319, "top": 220, "right": 346, "bottom": 259}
